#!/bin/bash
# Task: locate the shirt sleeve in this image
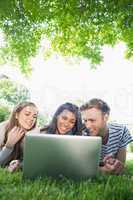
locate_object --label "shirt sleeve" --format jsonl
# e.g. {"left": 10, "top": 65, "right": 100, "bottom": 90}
{"left": 0, "top": 146, "right": 13, "bottom": 166}
{"left": 119, "top": 126, "right": 133, "bottom": 148}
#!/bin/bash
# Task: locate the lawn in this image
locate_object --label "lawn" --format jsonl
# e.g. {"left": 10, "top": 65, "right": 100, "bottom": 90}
{"left": 0, "top": 161, "right": 133, "bottom": 200}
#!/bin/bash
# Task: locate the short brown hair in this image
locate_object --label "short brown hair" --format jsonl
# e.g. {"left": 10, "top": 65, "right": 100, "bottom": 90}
{"left": 80, "top": 98, "right": 110, "bottom": 115}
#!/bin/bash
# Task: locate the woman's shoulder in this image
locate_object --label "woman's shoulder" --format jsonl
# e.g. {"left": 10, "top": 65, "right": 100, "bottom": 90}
{"left": 0, "top": 120, "right": 8, "bottom": 128}
{"left": 27, "top": 127, "right": 40, "bottom": 134}
{"left": 0, "top": 121, "right": 8, "bottom": 134}
{"left": 0, "top": 120, "right": 8, "bottom": 146}
{"left": 27, "top": 127, "right": 48, "bottom": 134}
{"left": 40, "top": 130, "right": 48, "bottom": 134}
{"left": 40, "top": 125, "right": 49, "bottom": 134}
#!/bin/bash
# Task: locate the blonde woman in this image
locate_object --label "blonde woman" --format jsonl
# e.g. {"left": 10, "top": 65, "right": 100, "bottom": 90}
{"left": 0, "top": 102, "right": 38, "bottom": 172}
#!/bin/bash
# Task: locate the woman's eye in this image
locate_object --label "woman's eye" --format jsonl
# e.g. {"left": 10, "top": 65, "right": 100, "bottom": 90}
{"left": 70, "top": 121, "right": 75, "bottom": 124}
{"left": 33, "top": 115, "right": 37, "bottom": 119}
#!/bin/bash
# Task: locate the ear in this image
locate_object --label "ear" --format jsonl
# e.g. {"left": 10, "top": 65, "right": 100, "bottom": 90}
{"left": 15, "top": 113, "right": 18, "bottom": 119}
{"left": 104, "top": 114, "right": 109, "bottom": 122}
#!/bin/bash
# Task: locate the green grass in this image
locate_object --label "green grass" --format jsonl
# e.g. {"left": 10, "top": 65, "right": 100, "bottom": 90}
{"left": 0, "top": 161, "right": 133, "bottom": 200}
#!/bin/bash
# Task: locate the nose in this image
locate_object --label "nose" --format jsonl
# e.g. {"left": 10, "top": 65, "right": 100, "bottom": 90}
{"left": 85, "top": 120, "right": 91, "bottom": 129}
{"left": 28, "top": 116, "right": 35, "bottom": 123}
{"left": 64, "top": 121, "right": 70, "bottom": 128}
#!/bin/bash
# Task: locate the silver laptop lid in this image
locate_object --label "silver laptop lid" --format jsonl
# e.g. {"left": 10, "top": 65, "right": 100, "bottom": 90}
{"left": 23, "top": 134, "right": 102, "bottom": 179}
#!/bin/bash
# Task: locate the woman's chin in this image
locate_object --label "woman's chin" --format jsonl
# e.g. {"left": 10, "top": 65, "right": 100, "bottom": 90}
{"left": 21, "top": 125, "right": 32, "bottom": 131}
{"left": 58, "top": 130, "right": 68, "bottom": 135}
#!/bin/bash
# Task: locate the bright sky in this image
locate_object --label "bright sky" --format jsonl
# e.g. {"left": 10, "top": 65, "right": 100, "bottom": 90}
{"left": 28, "top": 43, "right": 133, "bottom": 123}
{"left": 0, "top": 40, "right": 133, "bottom": 124}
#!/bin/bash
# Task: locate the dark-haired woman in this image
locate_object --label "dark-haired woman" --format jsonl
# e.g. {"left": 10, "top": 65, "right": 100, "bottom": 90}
{"left": 40, "top": 102, "right": 82, "bottom": 135}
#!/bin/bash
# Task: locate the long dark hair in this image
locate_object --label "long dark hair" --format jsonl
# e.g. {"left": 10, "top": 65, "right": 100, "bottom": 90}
{"left": 3, "top": 101, "right": 38, "bottom": 165}
{"left": 40, "top": 102, "right": 83, "bottom": 135}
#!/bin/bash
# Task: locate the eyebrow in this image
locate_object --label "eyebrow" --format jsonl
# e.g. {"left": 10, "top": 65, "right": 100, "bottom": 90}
{"left": 25, "top": 111, "right": 37, "bottom": 115}
{"left": 62, "top": 115, "right": 76, "bottom": 121}
{"left": 70, "top": 119, "right": 76, "bottom": 122}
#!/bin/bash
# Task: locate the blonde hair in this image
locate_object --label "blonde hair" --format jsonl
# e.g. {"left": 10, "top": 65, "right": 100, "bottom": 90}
{"left": 3, "top": 101, "right": 38, "bottom": 165}
{"left": 6, "top": 101, "right": 37, "bottom": 133}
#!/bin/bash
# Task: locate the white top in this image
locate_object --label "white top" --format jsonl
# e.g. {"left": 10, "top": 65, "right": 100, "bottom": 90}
{"left": 0, "top": 121, "right": 13, "bottom": 166}
{"left": 0, "top": 121, "right": 39, "bottom": 166}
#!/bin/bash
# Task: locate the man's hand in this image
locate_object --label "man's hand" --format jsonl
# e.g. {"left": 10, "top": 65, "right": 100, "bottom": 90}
{"left": 100, "top": 155, "right": 124, "bottom": 174}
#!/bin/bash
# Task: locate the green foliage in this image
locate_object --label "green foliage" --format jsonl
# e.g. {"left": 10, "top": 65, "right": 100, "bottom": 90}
{"left": 0, "top": 78, "right": 30, "bottom": 106}
{"left": 0, "top": 105, "right": 10, "bottom": 122}
{"left": 37, "top": 112, "right": 49, "bottom": 128}
{"left": 0, "top": 0, "right": 132, "bottom": 73}
{"left": 0, "top": 161, "right": 133, "bottom": 200}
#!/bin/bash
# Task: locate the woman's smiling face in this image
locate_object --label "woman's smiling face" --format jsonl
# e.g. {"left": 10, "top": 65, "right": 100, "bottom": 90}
{"left": 57, "top": 109, "right": 76, "bottom": 134}
{"left": 16, "top": 105, "right": 38, "bottom": 130}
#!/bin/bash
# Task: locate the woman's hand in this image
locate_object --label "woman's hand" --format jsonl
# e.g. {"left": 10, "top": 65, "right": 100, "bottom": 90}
{"left": 7, "top": 160, "right": 21, "bottom": 173}
{"left": 5, "top": 126, "right": 25, "bottom": 148}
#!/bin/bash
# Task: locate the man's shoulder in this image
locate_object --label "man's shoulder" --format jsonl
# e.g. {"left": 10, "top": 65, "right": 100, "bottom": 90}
{"left": 108, "top": 122, "right": 127, "bottom": 132}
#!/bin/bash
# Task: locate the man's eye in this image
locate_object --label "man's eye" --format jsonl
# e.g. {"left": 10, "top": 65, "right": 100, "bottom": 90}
{"left": 84, "top": 119, "right": 88, "bottom": 123}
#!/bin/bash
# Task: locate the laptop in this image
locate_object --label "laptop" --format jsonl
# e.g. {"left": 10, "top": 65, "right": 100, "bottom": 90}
{"left": 23, "top": 134, "right": 102, "bottom": 180}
